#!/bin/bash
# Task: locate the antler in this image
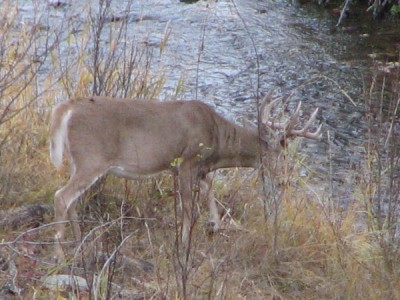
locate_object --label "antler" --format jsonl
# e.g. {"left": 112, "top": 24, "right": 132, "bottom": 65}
{"left": 260, "top": 91, "right": 322, "bottom": 141}
{"left": 281, "top": 102, "right": 322, "bottom": 139}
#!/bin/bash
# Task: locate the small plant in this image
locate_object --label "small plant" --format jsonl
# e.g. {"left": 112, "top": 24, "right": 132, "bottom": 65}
{"left": 390, "top": 3, "right": 400, "bottom": 16}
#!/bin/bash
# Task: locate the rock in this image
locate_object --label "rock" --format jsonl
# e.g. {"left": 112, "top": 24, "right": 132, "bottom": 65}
{"left": 0, "top": 204, "right": 53, "bottom": 230}
{"left": 40, "top": 274, "right": 89, "bottom": 292}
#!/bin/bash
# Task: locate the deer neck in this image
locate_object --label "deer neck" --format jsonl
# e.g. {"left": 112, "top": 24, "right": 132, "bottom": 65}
{"left": 208, "top": 123, "right": 268, "bottom": 170}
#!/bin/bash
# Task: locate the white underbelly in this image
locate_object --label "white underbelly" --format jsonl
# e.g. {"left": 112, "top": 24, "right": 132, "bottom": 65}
{"left": 108, "top": 166, "right": 169, "bottom": 180}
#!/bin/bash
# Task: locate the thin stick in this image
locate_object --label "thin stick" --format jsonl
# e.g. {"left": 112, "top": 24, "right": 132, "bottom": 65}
{"left": 336, "top": 0, "right": 351, "bottom": 27}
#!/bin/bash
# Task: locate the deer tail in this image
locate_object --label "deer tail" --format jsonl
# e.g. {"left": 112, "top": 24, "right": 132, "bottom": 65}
{"left": 50, "top": 102, "right": 72, "bottom": 168}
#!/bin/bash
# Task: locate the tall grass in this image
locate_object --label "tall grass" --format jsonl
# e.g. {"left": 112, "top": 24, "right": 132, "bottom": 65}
{"left": 0, "top": 0, "right": 399, "bottom": 299}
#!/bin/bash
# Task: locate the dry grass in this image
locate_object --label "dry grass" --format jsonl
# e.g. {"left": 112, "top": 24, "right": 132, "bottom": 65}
{"left": 0, "top": 0, "right": 399, "bottom": 299}
{"left": 3, "top": 141, "right": 399, "bottom": 299}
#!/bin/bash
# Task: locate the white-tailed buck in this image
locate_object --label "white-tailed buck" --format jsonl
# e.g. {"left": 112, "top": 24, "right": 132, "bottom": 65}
{"left": 50, "top": 92, "right": 321, "bottom": 260}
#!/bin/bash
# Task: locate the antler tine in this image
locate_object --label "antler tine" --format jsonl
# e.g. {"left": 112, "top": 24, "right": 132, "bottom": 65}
{"left": 284, "top": 101, "right": 302, "bottom": 132}
{"left": 304, "top": 107, "right": 319, "bottom": 130}
{"left": 288, "top": 107, "right": 322, "bottom": 140}
{"left": 296, "top": 107, "right": 317, "bottom": 132}
{"left": 260, "top": 91, "right": 286, "bottom": 129}
{"left": 260, "top": 90, "right": 278, "bottom": 123}
{"left": 261, "top": 90, "right": 274, "bottom": 103}
{"left": 304, "top": 123, "right": 323, "bottom": 139}
{"left": 259, "top": 90, "right": 274, "bottom": 114}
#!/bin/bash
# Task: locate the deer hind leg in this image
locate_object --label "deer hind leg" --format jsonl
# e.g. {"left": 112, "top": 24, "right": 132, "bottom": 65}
{"left": 54, "top": 168, "right": 105, "bottom": 262}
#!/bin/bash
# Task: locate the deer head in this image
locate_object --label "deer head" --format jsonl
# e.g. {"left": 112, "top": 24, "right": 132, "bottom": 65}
{"left": 260, "top": 91, "right": 322, "bottom": 148}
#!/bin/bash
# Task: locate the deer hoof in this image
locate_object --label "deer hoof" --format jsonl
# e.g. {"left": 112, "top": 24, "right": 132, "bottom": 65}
{"left": 206, "top": 221, "right": 219, "bottom": 236}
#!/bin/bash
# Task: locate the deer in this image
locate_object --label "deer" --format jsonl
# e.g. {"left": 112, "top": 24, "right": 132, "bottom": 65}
{"left": 49, "top": 91, "right": 321, "bottom": 261}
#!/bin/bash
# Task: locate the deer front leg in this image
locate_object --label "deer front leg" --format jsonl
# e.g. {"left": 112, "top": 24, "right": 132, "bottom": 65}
{"left": 178, "top": 162, "right": 203, "bottom": 250}
{"left": 179, "top": 175, "right": 194, "bottom": 249}
{"left": 208, "top": 196, "right": 220, "bottom": 234}
{"left": 200, "top": 177, "right": 220, "bottom": 235}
